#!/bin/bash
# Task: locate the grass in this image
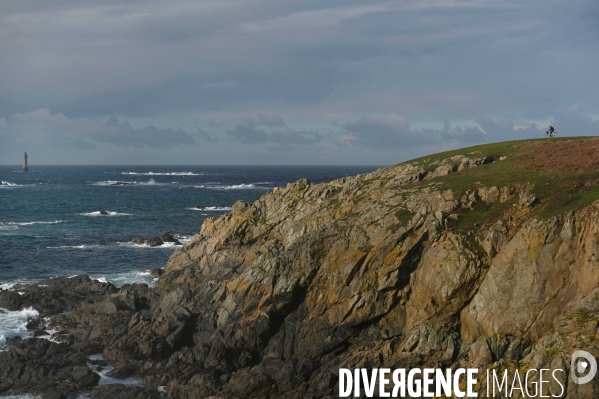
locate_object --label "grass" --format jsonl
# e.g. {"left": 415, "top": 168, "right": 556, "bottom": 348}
{"left": 448, "top": 197, "right": 517, "bottom": 234}
{"left": 403, "top": 137, "right": 599, "bottom": 227}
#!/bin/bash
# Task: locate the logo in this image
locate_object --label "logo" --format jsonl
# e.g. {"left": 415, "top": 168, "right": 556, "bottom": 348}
{"left": 571, "top": 350, "right": 597, "bottom": 385}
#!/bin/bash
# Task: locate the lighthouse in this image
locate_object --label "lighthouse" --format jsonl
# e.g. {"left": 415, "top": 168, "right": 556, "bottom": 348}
{"left": 22, "top": 152, "right": 29, "bottom": 172}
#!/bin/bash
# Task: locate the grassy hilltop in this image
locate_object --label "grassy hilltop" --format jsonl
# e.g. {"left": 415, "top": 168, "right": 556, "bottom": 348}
{"left": 405, "top": 136, "right": 599, "bottom": 229}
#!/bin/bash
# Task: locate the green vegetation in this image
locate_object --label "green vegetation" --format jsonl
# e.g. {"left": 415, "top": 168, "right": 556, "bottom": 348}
{"left": 394, "top": 208, "right": 415, "bottom": 225}
{"left": 403, "top": 137, "right": 599, "bottom": 228}
{"left": 448, "top": 197, "right": 517, "bottom": 234}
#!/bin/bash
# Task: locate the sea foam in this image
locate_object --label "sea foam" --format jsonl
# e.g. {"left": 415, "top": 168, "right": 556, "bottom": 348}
{"left": 80, "top": 211, "right": 130, "bottom": 216}
{"left": 0, "top": 307, "right": 40, "bottom": 350}
{"left": 189, "top": 206, "right": 233, "bottom": 211}
{"left": 0, "top": 220, "right": 65, "bottom": 229}
{"left": 0, "top": 181, "right": 23, "bottom": 188}
{"left": 92, "top": 179, "right": 163, "bottom": 186}
{"left": 122, "top": 171, "right": 203, "bottom": 176}
{"left": 193, "top": 183, "right": 270, "bottom": 190}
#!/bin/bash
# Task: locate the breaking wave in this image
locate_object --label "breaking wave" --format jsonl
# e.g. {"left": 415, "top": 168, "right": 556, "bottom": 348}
{"left": 0, "top": 220, "right": 65, "bottom": 230}
{"left": 80, "top": 211, "right": 130, "bottom": 217}
{"left": 194, "top": 183, "right": 271, "bottom": 190}
{"left": 121, "top": 171, "right": 203, "bottom": 176}
{"left": 0, "top": 307, "right": 40, "bottom": 350}
{"left": 92, "top": 179, "right": 163, "bottom": 186}
{"left": 0, "top": 181, "right": 23, "bottom": 188}
{"left": 189, "top": 206, "right": 232, "bottom": 211}
{"left": 47, "top": 245, "right": 103, "bottom": 250}
{"left": 91, "top": 270, "right": 156, "bottom": 288}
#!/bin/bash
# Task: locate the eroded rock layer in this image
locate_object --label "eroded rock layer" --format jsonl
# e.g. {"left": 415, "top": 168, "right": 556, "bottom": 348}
{"left": 2, "top": 138, "right": 599, "bottom": 398}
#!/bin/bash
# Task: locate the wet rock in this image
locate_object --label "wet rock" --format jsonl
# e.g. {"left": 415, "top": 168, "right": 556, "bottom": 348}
{"left": 150, "top": 268, "right": 164, "bottom": 278}
{"left": 2, "top": 275, "right": 117, "bottom": 316}
{"left": 161, "top": 233, "right": 182, "bottom": 245}
{"left": 90, "top": 384, "right": 166, "bottom": 399}
{"left": 0, "top": 337, "right": 99, "bottom": 397}
{"left": 7, "top": 143, "right": 599, "bottom": 398}
{"left": 28, "top": 329, "right": 49, "bottom": 337}
{"left": 132, "top": 234, "right": 181, "bottom": 247}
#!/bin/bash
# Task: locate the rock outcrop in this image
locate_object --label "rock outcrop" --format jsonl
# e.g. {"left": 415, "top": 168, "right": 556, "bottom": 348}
{"left": 131, "top": 233, "right": 182, "bottom": 247}
{"left": 3, "top": 138, "right": 599, "bottom": 398}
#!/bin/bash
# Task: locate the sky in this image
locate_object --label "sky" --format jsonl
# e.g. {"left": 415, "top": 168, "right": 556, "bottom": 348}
{"left": 1, "top": 0, "right": 598, "bottom": 165}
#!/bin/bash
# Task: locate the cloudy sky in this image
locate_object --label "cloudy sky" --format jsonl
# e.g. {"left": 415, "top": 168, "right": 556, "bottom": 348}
{"left": 1, "top": 0, "right": 598, "bottom": 165}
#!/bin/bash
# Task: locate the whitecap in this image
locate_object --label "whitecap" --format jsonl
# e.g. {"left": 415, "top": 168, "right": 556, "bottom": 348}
{"left": 92, "top": 179, "right": 164, "bottom": 187}
{"left": 194, "top": 183, "right": 270, "bottom": 190}
{"left": 92, "top": 180, "right": 135, "bottom": 186}
{"left": 0, "top": 181, "right": 23, "bottom": 188}
{"left": 80, "top": 211, "right": 130, "bottom": 217}
{"left": 177, "top": 235, "right": 194, "bottom": 243}
{"left": 0, "top": 220, "right": 64, "bottom": 228}
{"left": 0, "top": 307, "right": 40, "bottom": 350}
{"left": 136, "top": 178, "right": 161, "bottom": 186}
{"left": 46, "top": 245, "right": 102, "bottom": 250}
{"left": 121, "top": 241, "right": 182, "bottom": 249}
{"left": 91, "top": 270, "right": 154, "bottom": 287}
{"left": 188, "top": 206, "right": 232, "bottom": 211}
{"left": 122, "top": 171, "right": 203, "bottom": 176}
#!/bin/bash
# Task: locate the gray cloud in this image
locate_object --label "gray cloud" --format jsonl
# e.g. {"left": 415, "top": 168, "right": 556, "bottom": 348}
{"left": 227, "top": 124, "right": 270, "bottom": 145}
{"left": 1, "top": 0, "right": 598, "bottom": 164}
{"left": 228, "top": 117, "right": 323, "bottom": 147}
{"left": 339, "top": 114, "right": 549, "bottom": 149}
{"left": 91, "top": 116, "right": 196, "bottom": 149}
{"left": 242, "top": 114, "right": 285, "bottom": 127}
{"left": 197, "top": 128, "right": 218, "bottom": 143}
{"left": 9, "top": 109, "right": 196, "bottom": 150}
{"left": 553, "top": 111, "right": 599, "bottom": 136}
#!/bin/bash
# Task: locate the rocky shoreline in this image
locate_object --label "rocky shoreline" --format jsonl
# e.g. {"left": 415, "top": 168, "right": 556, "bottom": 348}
{"left": 2, "top": 140, "right": 599, "bottom": 398}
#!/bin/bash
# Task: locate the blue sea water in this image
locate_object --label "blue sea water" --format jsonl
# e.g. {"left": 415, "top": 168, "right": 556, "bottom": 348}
{"left": 0, "top": 165, "right": 379, "bottom": 288}
{"left": 0, "top": 165, "right": 380, "bottom": 363}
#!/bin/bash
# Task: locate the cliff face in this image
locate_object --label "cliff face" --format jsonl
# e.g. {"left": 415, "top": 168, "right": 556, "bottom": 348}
{"left": 7, "top": 138, "right": 599, "bottom": 398}
{"left": 106, "top": 137, "right": 596, "bottom": 397}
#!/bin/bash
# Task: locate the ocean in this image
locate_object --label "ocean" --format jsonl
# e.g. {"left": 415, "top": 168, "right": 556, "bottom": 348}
{"left": 0, "top": 165, "right": 379, "bottom": 361}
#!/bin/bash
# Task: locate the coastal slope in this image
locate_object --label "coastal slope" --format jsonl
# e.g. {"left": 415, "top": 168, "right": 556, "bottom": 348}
{"left": 153, "top": 137, "right": 599, "bottom": 397}
{"left": 3, "top": 137, "right": 599, "bottom": 398}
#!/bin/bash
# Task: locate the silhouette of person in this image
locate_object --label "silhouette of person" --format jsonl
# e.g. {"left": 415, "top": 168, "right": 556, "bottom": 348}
{"left": 548, "top": 125, "right": 555, "bottom": 134}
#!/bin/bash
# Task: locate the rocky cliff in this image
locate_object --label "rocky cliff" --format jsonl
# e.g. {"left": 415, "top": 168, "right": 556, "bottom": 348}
{"left": 2, "top": 137, "right": 599, "bottom": 398}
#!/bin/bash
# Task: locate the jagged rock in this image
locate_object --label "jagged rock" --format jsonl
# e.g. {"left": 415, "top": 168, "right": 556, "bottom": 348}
{"left": 519, "top": 183, "right": 537, "bottom": 207}
{"left": 150, "top": 268, "right": 164, "bottom": 278}
{"left": 0, "top": 337, "right": 99, "bottom": 397}
{"left": 7, "top": 140, "right": 599, "bottom": 397}
{"left": 161, "top": 233, "right": 182, "bottom": 245}
{"left": 90, "top": 384, "right": 166, "bottom": 399}
{"left": 132, "top": 234, "right": 182, "bottom": 247}
{"left": 0, "top": 275, "right": 117, "bottom": 316}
